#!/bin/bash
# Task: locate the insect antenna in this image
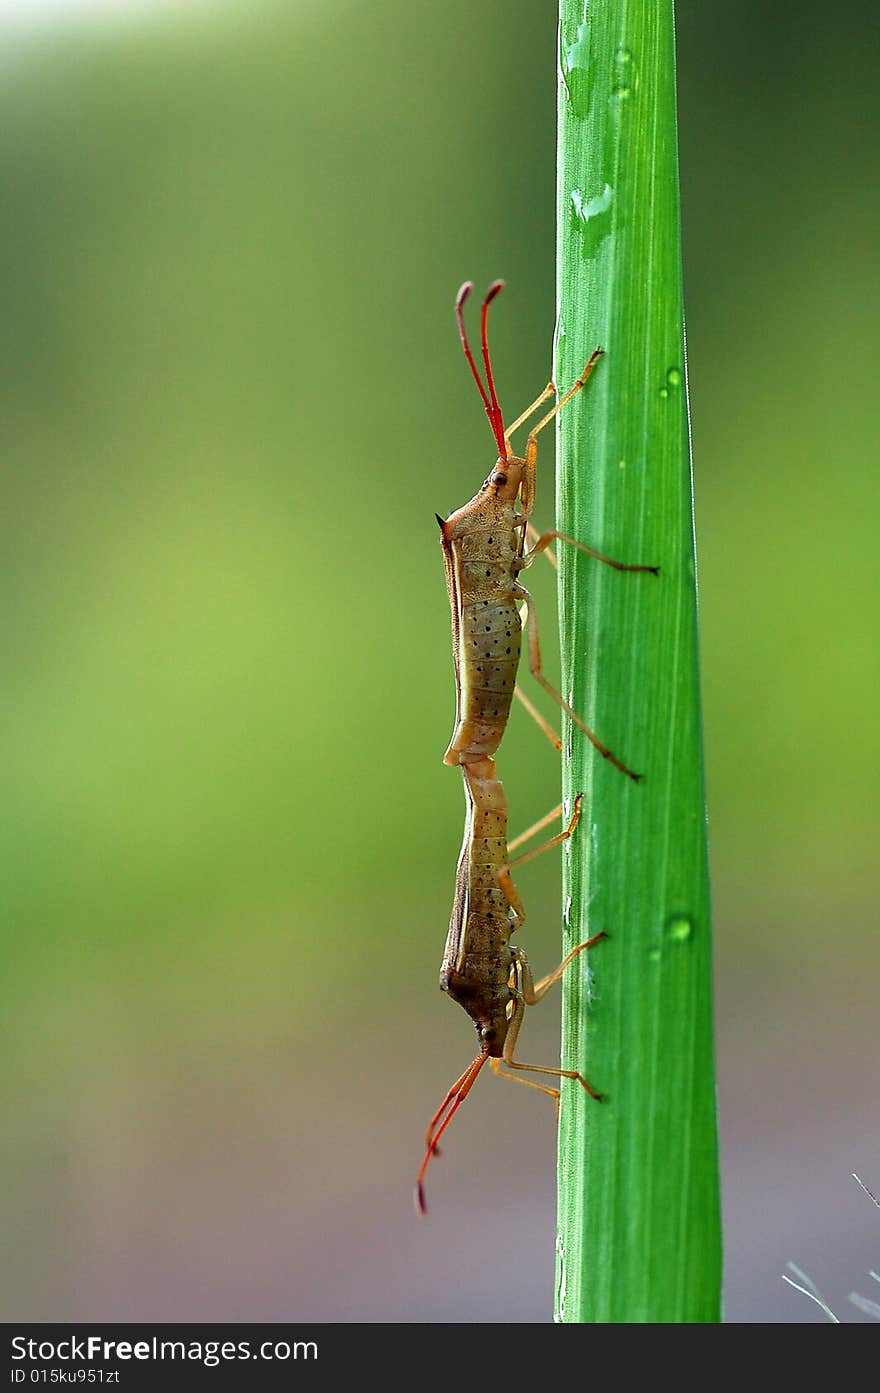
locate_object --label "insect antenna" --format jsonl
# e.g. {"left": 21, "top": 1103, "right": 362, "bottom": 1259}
{"left": 415, "top": 1050, "right": 489, "bottom": 1215}
{"left": 480, "top": 280, "right": 506, "bottom": 451}
{"left": 455, "top": 280, "right": 507, "bottom": 459}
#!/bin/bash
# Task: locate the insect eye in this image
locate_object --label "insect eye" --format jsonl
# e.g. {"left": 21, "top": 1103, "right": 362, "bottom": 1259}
{"left": 481, "top": 1026, "right": 496, "bottom": 1041}
{"left": 491, "top": 472, "right": 508, "bottom": 486}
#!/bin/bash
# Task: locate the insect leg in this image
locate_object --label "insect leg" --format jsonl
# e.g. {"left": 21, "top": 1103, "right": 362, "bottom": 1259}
{"left": 513, "top": 684, "right": 562, "bottom": 752}
{"left": 490, "top": 1057, "right": 560, "bottom": 1101}
{"left": 494, "top": 1058, "right": 603, "bottom": 1102}
{"left": 526, "top": 528, "right": 659, "bottom": 576}
{"left": 503, "top": 794, "right": 582, "bottom": 866}
{"left": 493, "top": 955, "right": 604, "bottom": 1101}
{"left": 525, "top": 350, "right": 604, "bottom": 449}
{"left": 506, "top": 802, "right": 564, "bottom": 855}
{"left": 520, "top": 932, "right": 608, "bottom": 1003}
{"left": 496, "top": 865, "right": 526, "bottom": 926}
{"left": 518, "top": 350, "right": 604, "bottom": 514}
{"left": 490, "top": 992, "right": 561, "bottom": 1101}
{"left": 525, "top": 520, "right": 558, "bottom": 569}
{"left": 504, "top": 381, "right": 556, "bottom": 448}
{"left": 495, "top": 796, "right": 581, "bottom": 921}
{"left": 515, "top": 582, "right": 642, "bottom": 782}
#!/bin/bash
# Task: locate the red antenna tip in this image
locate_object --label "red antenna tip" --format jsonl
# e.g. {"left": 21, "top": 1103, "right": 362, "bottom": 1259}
{"left": 485, "top": 279, "right": 505, "bottom": 304}
{"left": 455, "top": 281, "right": 474, "bottom": 312}
{"left": 415, "top": 1183, "right": 427, "bottom": 1217}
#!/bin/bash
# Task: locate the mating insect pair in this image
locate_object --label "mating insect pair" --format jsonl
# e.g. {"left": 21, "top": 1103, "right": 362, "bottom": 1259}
{"left": 416, "top": 282, "right": 658, "bottom": 1212}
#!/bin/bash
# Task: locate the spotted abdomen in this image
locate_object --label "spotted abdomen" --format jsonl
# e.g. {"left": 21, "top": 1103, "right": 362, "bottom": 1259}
{"left": 444, "top": 599, "right": 521, "bottom": 764}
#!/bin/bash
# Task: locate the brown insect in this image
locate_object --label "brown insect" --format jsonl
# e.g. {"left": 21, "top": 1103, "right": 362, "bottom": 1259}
{"left": 437, "top": 279, "right": 657, "bottom": 782}
{"left": 416, "top": 283, "right": 658, "bottom": 1212}
{"left": 415, "top": 755, "right": 606, "bottom": 1214}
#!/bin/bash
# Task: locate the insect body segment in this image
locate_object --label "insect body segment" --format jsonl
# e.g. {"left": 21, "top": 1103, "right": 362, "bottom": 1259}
{"left": 438, "top": 492, "right": 523, "bottom": 767}
{"left": 441, "top": 755, "right": 523, "bottom": 1046}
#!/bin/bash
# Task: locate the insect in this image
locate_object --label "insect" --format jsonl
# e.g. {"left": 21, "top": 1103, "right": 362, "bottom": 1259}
{"left": 415, "top": 754, "right": 606, "bottom": 1214}
{"left": 416, "top": 282, "right": 659, "bottom": 1212}
{"left": 437, "top": 279, "right": 658, "bottom": 783}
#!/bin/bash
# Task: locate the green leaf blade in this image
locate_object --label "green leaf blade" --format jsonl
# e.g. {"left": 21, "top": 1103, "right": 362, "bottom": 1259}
{"left": 555, "top": 0, "right": 722, "bottom": 1323}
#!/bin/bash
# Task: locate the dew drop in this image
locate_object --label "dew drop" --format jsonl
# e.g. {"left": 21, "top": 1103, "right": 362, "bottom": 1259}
{"left": 561, "top": 22, "right": 592, "bottom": 119}
{"left": 570, "top": 184, "right": 614, "bottom": 260}
{"left": 665, "top": 913, "right": 694, "bottom": 943}
{"left": 611, "top": 45, "right": 633, "bottom": 100}
{"left": 570, "top": 183, "right": 614, "bottom": 225}
{"left": 660, "top": 366, "right": 682, "bottom": 400}
{"left": 555, "top": 1234, "right": 567, "bottom": 1321}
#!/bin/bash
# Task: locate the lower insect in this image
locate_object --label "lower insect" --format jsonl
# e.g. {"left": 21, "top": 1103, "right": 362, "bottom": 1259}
{"left": 415, "top": 755, "right": 606, "bottom": 1214}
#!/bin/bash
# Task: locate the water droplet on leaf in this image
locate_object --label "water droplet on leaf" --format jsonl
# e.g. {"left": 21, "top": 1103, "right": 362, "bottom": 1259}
{"left": 570, "top": 184, "right": 614, "bottom": 259}
{"left": 665, "top": 914, "right": 694, "bottom": 943}
{"left": 562, "top": 23, "right": 593, "bottom": 119}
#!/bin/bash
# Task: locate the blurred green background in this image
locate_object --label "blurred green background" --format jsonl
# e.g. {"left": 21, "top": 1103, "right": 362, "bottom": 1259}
{"left": 1, "top": 0, "right": 877, "bottom": 1322}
